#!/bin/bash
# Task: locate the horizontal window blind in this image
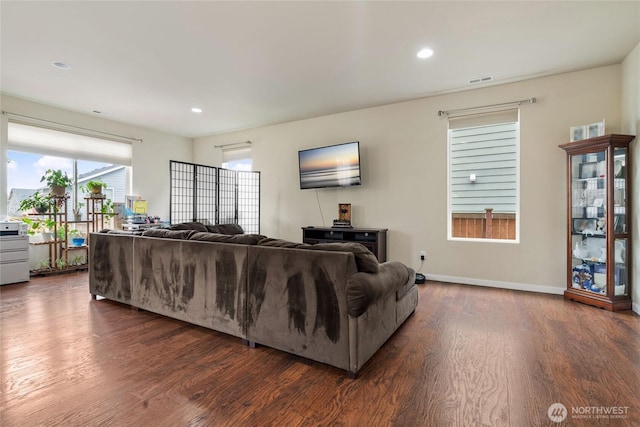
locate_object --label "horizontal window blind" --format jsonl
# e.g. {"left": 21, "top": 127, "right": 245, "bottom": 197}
{"left": 222, "top": 146, "right": 252, "bottom": 163}
{"left": 448, "top": 108, "right": 518, "bottom": 129}
{"left": 7, "top": 122, "right": 132, "bottom": 166}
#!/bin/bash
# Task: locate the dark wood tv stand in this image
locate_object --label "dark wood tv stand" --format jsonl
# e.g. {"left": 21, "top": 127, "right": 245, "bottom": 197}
{"left": 301, "top": 226, "right": 387, "bottom": 262}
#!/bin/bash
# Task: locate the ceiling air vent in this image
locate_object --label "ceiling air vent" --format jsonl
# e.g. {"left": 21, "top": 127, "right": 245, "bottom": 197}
{"left": 468, "top": 76, "right": 493, "bottom": 85}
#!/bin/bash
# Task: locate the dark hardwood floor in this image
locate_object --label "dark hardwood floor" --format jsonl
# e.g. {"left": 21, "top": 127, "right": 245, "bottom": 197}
{"left": 1, "top": 272, "right": 639, "bottom": 426}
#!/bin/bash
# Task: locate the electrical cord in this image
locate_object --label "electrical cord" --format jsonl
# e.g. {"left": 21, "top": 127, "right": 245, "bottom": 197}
{"left": 315, "top": 189, "right": 325, "bottom": 227}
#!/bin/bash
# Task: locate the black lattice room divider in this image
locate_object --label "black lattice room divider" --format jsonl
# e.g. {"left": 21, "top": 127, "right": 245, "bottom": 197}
{"left": 170, "top": 160, "right": 260, "bottom": 234}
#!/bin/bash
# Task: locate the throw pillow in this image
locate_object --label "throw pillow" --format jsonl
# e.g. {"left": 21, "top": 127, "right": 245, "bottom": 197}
{"left": 142, "top": 229, "right": 196, "bottom": 239}
{"left": 169, "top": 222, "right": 208, "bottom": 232}
{"left": 205, "top": 224, "right": 245, "bottom": 235}
{"left": 257, "top": 237, "right": 310, "bottom": 248}
{"left": 190, "top": 232, "right": 265, "bottom": 245}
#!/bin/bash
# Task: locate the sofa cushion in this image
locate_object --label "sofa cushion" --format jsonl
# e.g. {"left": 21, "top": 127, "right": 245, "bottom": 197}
{"left": 169, "top": 221, "right": 208, "bottom": 232}
{"left": 346, "top": 261, "right": 412, "bottom": 317}
{"left": 190, "top": 232, "right": 265, "bottom": 245}
{"left": 305, "top": 242, "right": 379, "bottom": 273}
{"left": 205, "top": 224, "right": 245, "bottom": 235}
{"left": 142, "top": 229, "right": 196, "bottom": 239}
{"left": 257, "top": 237, "right": 311, "bottom": 249}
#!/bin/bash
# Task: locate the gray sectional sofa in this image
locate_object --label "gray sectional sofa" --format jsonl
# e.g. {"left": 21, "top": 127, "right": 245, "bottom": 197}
{"left": 89, "top": 224, "right": 418, "bottom": 377}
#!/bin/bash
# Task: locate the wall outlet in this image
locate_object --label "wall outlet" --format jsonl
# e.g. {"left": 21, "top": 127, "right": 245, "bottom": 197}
{"left": 419, "top": 251, "right": 426, "bottom": 261}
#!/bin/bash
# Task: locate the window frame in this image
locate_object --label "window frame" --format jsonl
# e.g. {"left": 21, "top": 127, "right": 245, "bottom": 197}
{"left": 7, "top": 150, "right": 130, "bottom": 221}
{"left": 447, "top": 109, "right": 521, "bottom": 243}
{"left": 222, "top": 145, "right": 252, "bottom": 171}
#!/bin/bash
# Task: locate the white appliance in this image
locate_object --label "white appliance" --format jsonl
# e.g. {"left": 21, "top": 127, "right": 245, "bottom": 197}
{"left": 0, "top": 221, "right": 29, "bottom": 285}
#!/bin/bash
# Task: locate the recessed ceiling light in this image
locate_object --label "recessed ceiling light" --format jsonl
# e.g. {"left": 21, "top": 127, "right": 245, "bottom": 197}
{"left": 416, "top": 48, "right": 434, "bottom": 59}
{"left": 51, "top": 61, "right": 71, "bottom": 70}
{"left": 191, "top": 107, "right": 203, "bottom": 113}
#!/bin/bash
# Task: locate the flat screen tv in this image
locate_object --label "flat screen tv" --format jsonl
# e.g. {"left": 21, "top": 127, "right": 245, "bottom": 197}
{"left": 298, "top": 141, "right": 361, "bottom": 189}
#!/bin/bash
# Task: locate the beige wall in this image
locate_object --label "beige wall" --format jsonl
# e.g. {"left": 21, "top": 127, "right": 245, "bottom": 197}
{"left": 1, "top": 61, "right": 632, "bottom": 300}
{"left": 195, "top": 65, "right": 623, "bottom": 294}
{"left": 621, "top": 41, "right": 640, "bottom": 313}
{"left": 0, "top": 94, "right": 193, "bottom": 219}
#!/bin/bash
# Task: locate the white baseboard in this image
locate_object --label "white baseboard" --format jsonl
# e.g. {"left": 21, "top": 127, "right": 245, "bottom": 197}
{"left": 425, "top": 274, "right": 565, "bottom": 295}
{"left": 633, "top": 302, "right": 640, "bottom": 315}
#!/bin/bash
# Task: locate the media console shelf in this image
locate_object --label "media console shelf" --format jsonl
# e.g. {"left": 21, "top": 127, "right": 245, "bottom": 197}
{"left": 302, "top": 226, "right": 387, "bottom": 262}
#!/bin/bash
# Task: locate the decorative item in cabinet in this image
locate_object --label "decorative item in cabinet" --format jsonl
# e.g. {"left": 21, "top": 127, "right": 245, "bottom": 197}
{"left": 559, "top": 134, "right": 634, "bottom": 311}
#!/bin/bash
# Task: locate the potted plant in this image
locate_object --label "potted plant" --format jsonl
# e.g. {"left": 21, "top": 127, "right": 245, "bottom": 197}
{"left": 36, "top": 259, "right": 52, "bottom": 273}
{"left": 73, "top": 202, "right": 85, "bottom": 221}
{"left": 21, "top": 217, "right": 56, "bottom": 240}
{"left": 41, "top": 169, "right": 73, "bottom": 196}
{"left": 55, "top": 257, "right": 67, "bottom": 270}
{"left": 19, "top": 192, "right": 51, "bottom": 214}
{"left": 68, "top": 229, "right": 86, "bottom": 247}
{"left": 21, "top": 217, "right": 42, "bottom": 236}
{"left": 81, "top": 179, "right": 107, "bottom": 196}
{"left": 40, "top": 218, "right": 56, "bottom": 241}
{"left": 101, "top": 198, "right": 115, "bottom": 219}
{"left": 56, "top": 224, "right": 67, "bottom": 241}
{"left": 69, "top": 255, "right": 84, "bottom": 266}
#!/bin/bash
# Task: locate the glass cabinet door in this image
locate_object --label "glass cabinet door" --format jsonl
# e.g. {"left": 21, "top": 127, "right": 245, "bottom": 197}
{"left": 613, "top": 146, "right": 628, "bottom": 297}
{"left": 570, "top": 150, "right": 607, "bottom": 295}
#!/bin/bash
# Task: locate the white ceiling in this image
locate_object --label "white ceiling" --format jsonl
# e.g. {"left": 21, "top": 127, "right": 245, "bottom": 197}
{"left": 1, "top": 1, "right": 639, "bottom": 139}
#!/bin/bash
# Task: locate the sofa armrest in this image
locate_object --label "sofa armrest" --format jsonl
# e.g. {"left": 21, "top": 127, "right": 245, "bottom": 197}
{"left": 346, "top": 261, "right": 412, "bottom": 317}
{"left": 396, "top": 267, "right": 417, "bottom": 300}
{"left": 89, "top": 232, "right": 135, "bottom": 304}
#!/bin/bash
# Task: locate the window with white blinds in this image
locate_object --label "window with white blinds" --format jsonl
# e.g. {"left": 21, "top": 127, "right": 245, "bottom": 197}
{"left": 5, "top": 121, "right": 132, "bottom": 219}
{"left": 448, "top": 109, "right": 519, "bottom": 241}
{"left": 7, "top": 122, "right": 132, "bottom": 166}
{"left": 222, "top": 146, "right": 252, "bottom": 171}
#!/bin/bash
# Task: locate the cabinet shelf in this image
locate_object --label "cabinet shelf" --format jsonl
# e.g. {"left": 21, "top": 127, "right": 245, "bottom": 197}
{"left": 302, "top": 227, "right": 387, "bottom": 262}
{"left": 559, "top": 134, "right": 634, "bottom": 311}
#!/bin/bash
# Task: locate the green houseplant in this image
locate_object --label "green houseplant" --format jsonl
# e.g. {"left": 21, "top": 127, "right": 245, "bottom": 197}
{"left": 40, "top": 218, "right": 56, "bottom": 241}
{"left": 21, "top": 217, "right": 42, "bottom": 236}
{"left": 68, "top": 229, "right": 86, "bottom": 247}
{"left": 21, "top": 217, "right": 56, "bottom": 240}
{"left": 72, "top": 202, "right": 85, "bottom": 221}
{"left": 41, "top": 169, "right": 73, "bottom": 196}
{"left": 81, "top": 179, "right": 107, "bottom": 195}
{"left": 36, "top": 259, "right": 52, "bottom": 272}
{"left": 19, "top": 192, "right": 51, "bottom": 214}
{"left": 101, "top": 198, "right": 115, "bottom": 219}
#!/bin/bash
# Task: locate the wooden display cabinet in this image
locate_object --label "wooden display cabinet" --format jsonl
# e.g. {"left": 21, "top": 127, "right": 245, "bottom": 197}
{"left": 559, "top": 134, "right": 634, "bottom": 311}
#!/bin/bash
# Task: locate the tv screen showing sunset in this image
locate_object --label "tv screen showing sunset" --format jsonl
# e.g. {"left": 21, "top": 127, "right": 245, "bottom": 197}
{"left": 299, "top": 142, "right": 361, "bottom": 189}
